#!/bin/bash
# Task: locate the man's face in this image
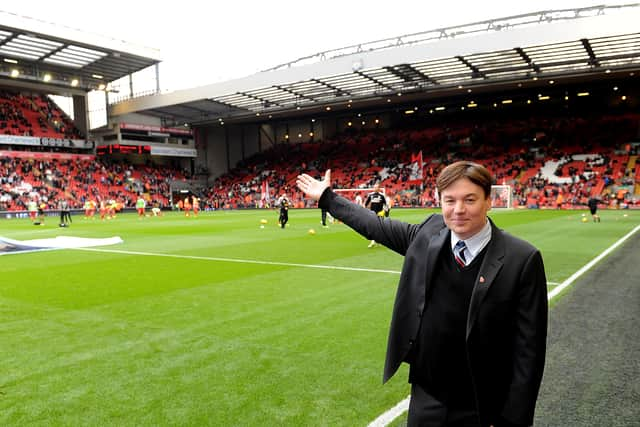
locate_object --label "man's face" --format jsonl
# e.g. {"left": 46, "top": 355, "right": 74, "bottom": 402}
{"left": 440, "top": 177, "right": 491, "bottom": 240}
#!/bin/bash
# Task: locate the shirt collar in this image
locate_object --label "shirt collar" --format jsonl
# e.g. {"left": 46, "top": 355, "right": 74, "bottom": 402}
{"left": 450, "top": 218, "right": 492, "bottom": 258}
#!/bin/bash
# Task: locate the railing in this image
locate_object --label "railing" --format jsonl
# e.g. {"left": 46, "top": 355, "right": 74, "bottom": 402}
{"left": 262, "top": 4, "right": 640, "bottom": 72}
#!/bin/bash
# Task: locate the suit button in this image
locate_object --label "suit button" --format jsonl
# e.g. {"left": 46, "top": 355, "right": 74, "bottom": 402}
{"left": 408, "top": 340, "right": 414, "bottom": 346}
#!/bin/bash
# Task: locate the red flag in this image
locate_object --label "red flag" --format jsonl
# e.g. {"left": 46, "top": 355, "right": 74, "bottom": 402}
{"left": 261, "top": 181, "right": 270, "bottom": 203}
{"left": 410, "top": 151, "right": 423, "bottom": 180}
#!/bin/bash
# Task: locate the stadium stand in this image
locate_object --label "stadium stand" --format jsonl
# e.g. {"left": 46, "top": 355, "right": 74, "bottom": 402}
{"left": 202, "top": 111, "right": 639, "bottom": 210}
{"left": 0, "top": 153, "right": 186, "bottom": 212}
{"left": 0, "top": 91, "right": 81, "bottom": 139}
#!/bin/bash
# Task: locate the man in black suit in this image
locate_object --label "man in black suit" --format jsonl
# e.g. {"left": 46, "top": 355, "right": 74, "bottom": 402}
{"left": 296, "top": 161, "right": 547, "bottom": 427}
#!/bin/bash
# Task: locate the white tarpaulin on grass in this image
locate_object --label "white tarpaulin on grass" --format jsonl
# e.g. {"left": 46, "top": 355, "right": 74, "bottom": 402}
{"left": 0, "top": 235, "right": 123, "bottom": 255}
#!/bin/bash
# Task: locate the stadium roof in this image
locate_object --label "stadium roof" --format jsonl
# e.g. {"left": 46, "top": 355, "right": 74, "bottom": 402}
{"left": 0, "top": 10, "right": 161, "bottom": 94}
{"left": 111, "top": 4, "right": 640, "bottom": 126}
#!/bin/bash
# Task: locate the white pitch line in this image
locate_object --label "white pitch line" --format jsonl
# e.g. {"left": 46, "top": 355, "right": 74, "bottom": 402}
{"left": 368, "top": 222, "right": 640, "bottom": 427}
{"left": 367, "top": 396, "right": 411, "bottom": 427}
{"left": 547, "top": 223, "right": 640, "bottom": 300}
{"left": 74, "top": 247, "right": 402, "bottom": 275}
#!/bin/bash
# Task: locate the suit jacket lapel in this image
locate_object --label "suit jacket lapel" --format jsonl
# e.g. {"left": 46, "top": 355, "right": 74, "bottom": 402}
{"left": 466, "top": 220, "right": 505, "bottom": 339}
{"left": 424, "top": 227, "right": 449, "bottom": 296}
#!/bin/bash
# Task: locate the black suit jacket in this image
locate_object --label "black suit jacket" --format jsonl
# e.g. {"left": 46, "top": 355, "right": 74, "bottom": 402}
{"left": 319, "top": 189, "right": 547, "bottom": 426}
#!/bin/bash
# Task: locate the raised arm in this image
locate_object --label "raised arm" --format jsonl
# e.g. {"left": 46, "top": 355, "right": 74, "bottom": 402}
{"left": 296, "top": 169, "right": 331, "bottom": 201}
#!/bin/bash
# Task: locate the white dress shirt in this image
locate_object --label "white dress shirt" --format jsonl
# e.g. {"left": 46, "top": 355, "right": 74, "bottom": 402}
{"left": 450, "top": 219, "right": 492, "bottom": 265}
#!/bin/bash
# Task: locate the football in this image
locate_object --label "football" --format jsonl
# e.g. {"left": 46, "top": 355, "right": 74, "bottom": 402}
{"left": 308, "top": 228, "right": 316, "bottom": 235}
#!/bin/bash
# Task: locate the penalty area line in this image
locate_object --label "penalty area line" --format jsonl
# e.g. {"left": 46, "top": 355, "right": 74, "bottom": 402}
{"left": 368, "top": 222, "right": 640, "bottom": 427}
{"left": 73, "top": 247, "right": 402, "bottom": 275}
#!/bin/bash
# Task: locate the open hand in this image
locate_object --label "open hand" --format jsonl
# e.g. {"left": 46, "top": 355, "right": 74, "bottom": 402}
{"left": 296, "top": 169, "right": 331, "bottom": 201}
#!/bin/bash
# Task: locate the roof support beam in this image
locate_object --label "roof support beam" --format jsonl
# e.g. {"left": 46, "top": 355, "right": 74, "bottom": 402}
{"left": 311, "top": 78, "right": 351, "bottom": 97}
{"left": 355, "top": 70, "right": 395, "bottom": 92}
{"left": 275, "top": 85, "right": 317, "bottom": 102}
{"left": 581, "top": 38, "right": 600, "bottom": 67}
{"left": 238, "top": 91, "right": 282, "bottom": 108}
{"left": 385, "top": 64, "right": 437, "bottom": 85}
{"left": 515, "top": 47, "right": 540, "bottom": 73}
{"left": 456, "top": 56, "right": 485, "bottom": 78}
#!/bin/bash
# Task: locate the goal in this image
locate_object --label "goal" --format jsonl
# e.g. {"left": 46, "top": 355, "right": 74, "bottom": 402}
{"left": 490, "top": 185, "right": 512, "bottom": 209}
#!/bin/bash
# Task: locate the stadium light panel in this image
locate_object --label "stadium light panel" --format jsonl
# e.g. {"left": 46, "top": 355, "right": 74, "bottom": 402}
{"left": 10, "top": 69, "right": 19, "bottom": 78}
{"left": 3, "top": 58, "right": 17, "bottom": 63}
{"left": 502, "top": 99, "right": 513, "bottom": 104}
{"left": 71, "top": 79, "right": 79, "bottom": 87}
{"left": 435, "top": 106, "right": 445, "bottom": 111}
{"left": 43, "top": 73, "right": 51, "bottom": 82}
{"left": 577, "top": 92, "right": 590, "bottom": 96}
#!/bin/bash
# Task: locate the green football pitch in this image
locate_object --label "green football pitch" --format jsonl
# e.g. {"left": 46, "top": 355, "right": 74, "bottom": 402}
{"left": 0, "top": 207, "right": 638, "bottom": 426}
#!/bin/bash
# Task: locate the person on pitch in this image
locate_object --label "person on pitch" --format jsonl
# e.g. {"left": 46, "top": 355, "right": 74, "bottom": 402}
{"left": 296, "top": 161, "right": 547, "bottom": 427}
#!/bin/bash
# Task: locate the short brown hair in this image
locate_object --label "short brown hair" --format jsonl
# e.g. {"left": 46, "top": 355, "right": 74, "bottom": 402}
{"left": 436, "top": 161, "right": 493, "bottom": 198}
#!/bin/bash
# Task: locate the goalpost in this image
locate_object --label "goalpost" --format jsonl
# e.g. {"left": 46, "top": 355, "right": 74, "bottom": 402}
{"left": 490, "top": 185, "right": 513, "bottom": 209}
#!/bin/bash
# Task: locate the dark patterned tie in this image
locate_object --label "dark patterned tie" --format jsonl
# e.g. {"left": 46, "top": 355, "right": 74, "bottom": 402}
{"left": 454, "top": 240, "right": 467, "bottom": 267}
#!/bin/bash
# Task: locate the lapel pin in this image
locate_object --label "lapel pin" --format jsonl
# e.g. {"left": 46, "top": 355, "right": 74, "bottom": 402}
{"left": 479, "top": 276, "right": 485, "bottom": 283}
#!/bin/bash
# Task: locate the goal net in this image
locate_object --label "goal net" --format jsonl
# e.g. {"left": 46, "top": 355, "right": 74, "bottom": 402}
{"left": 490, "top": 185, "right": 512, "bottom": 209}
